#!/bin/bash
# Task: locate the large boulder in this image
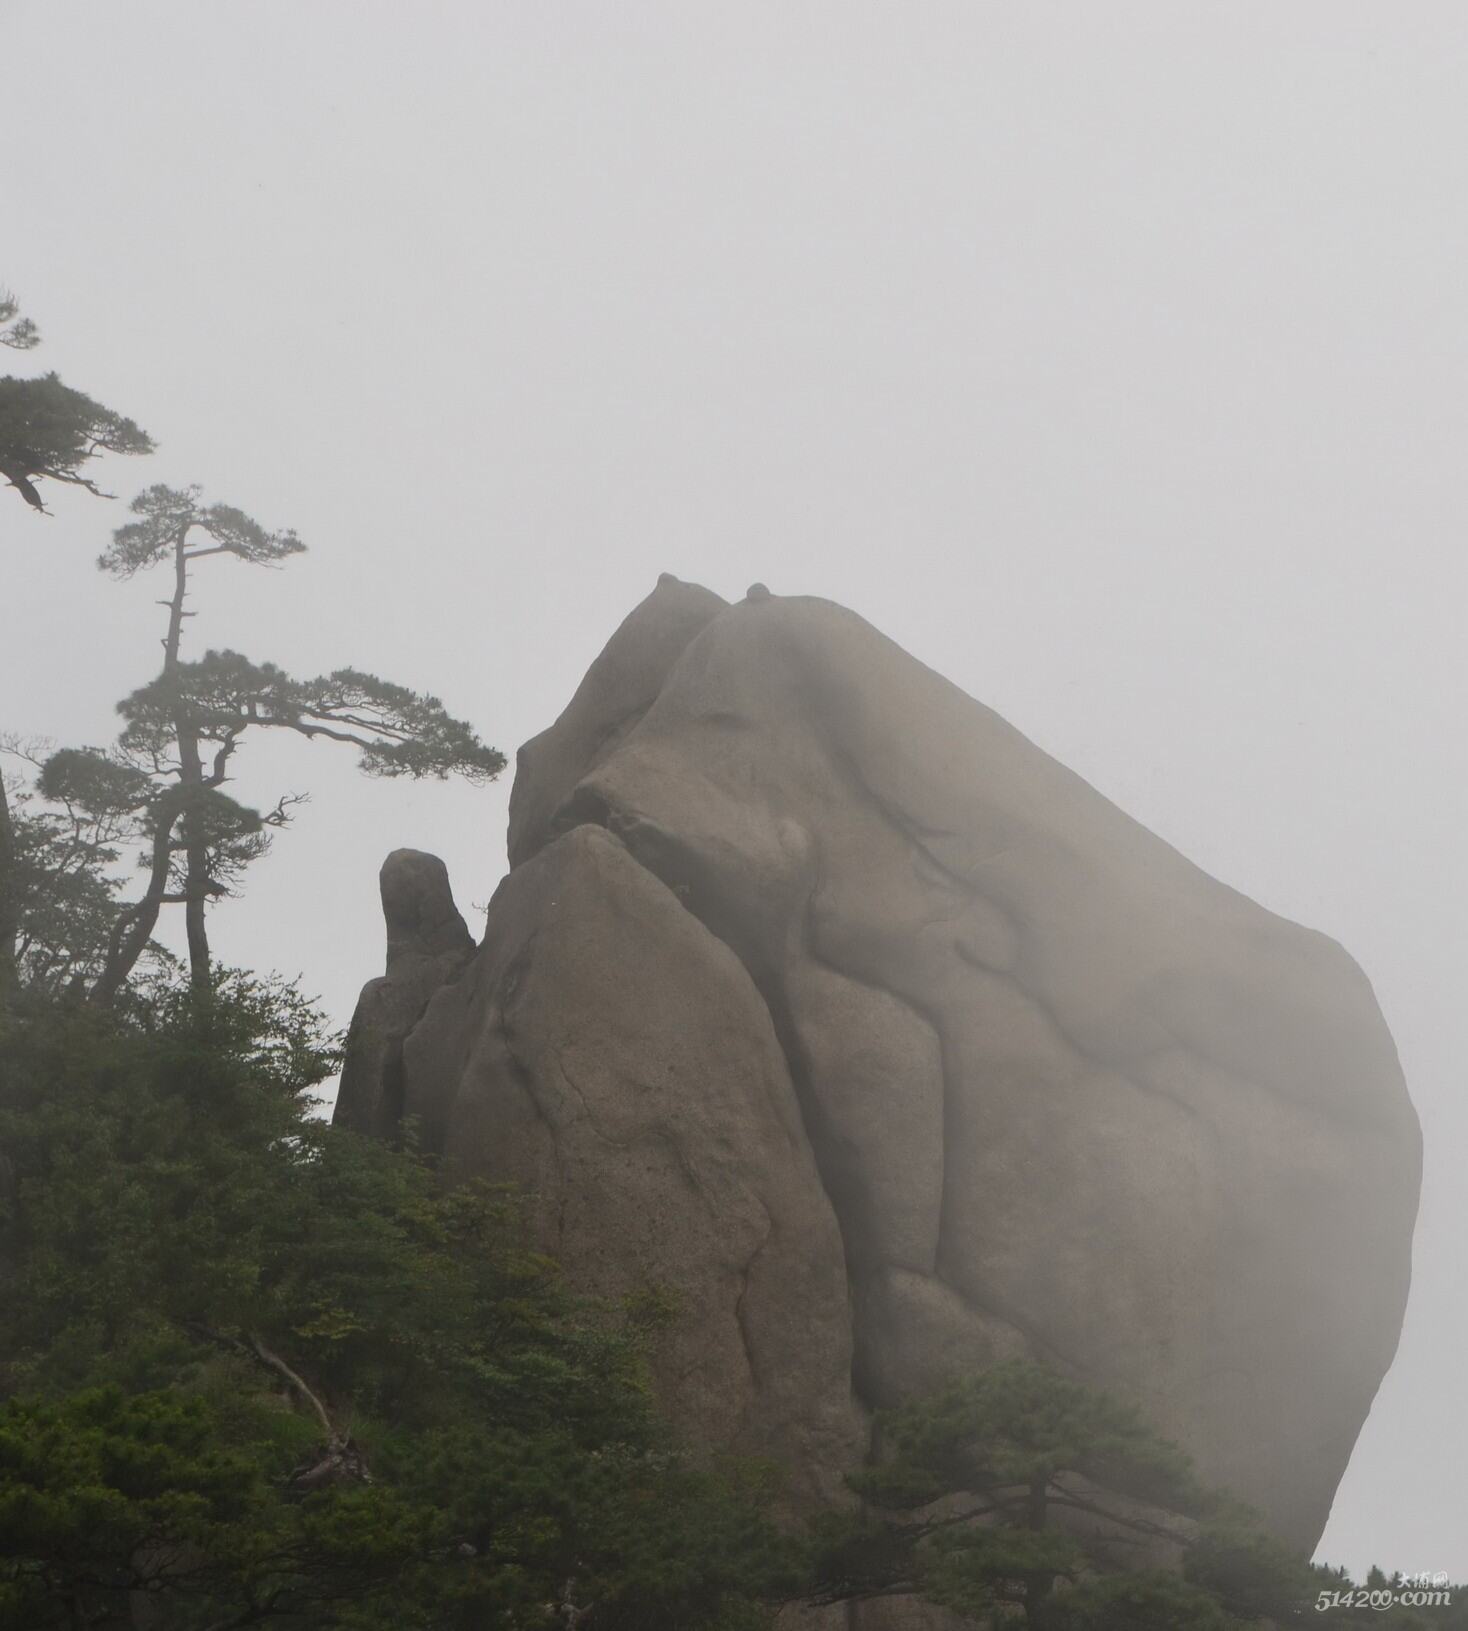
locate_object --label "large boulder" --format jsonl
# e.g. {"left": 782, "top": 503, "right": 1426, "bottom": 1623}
{"left": 339, "top": 576, "right": 1420, "bottom": 1563}
{"left": 336, "top": 849, "right": 474, "bottom": 1140}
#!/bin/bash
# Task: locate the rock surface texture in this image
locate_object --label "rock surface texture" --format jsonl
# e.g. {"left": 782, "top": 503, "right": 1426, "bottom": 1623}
{"left": 336, "top": 849, "right": 475, "bottom": 1141}
{"left": 338, "top": 577, "right": 1420, "bottom": 1586}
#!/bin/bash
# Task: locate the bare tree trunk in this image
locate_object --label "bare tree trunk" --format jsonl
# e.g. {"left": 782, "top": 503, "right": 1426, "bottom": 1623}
{"left": 162, "top": 531, "right": 212, "bottom": 994}
{"left": 1022, "top": 1479, "right": 1056, "bottom": 1630}
{"left": 179, "top": 744, "right": 210, "bottom": 992}
{"left": 90, "top": 525, "right": 204, "bottom": 1007}
{"left": 0, "top": 771, "right": 19, "bottom": 1007}
{"left": 0, "top": 460, "right": 45, "bottom": 512}
{"left": 88, "top": 791, "right": 183, "bottom": 1007}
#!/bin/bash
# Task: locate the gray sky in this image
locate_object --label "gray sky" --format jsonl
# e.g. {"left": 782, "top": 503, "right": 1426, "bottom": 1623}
{"left": 3, "top": 0, "right": 1464, "bottom": 1581}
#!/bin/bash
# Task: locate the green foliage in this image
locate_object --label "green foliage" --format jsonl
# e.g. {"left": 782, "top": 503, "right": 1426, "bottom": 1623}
{"left": 0, "top": 976, "right": 793, "bottom": 1628}
{"left": 1184, "top": 1517, "right": 1320, "bottom": 1622}
{"left": 0, "top": 785, "right": 119, "bottom": 997}
{"left": 35, "top": 747, "right": 154, "bottom": 816}
{"left": 0, "top": 974, "right": 1459, "bottom": 1627}
{"left": 0, "top": 1384, "right": 341, "bottom": 1628}
{"left": 15, "top": 735, "right": 277, "bottom": 977}
{"left": 816, "top": 1360, "right": 1468, "bottom": 1627}
{"left": 99, "top": 483, "right": 304, "bottom": 576}
{"left": 917, "top": 1523, "right": 1081, "bottom": 1623}
{"left": 0, "top": 372, "right": 153, "bottom": 512}
{"left": 823, "top": 1361, "right": 1286, "bottom": 1627}
{"left": 0, "top": 292, "right": 39, "bottom": 352}
{"left": 116, "top": 650, "right": 506, "bottom": 783}
{"left": 0, "top": 748, "right": 169, "bottom": 1000}
{"left": 3, "top": 480, "right": 501, "bottom": 1002}
{"left": 14, "top": 481, "right": 508, "bottom": 1000}
{"left": 1045, "top": 1568, "right": 1245, "bottom": 1630}
{"left": 849, "top": 1359, "right": 1205, "bottom": 1522}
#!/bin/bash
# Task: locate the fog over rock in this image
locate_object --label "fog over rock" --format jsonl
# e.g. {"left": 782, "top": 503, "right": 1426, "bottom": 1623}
{"left": 338, "top": 576, "right": 1421, "bottom": 1579}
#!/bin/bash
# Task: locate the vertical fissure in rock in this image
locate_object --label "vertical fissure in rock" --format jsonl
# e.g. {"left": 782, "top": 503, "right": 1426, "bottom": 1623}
{"left": 551, "top": 803, "right": 877, "bottom": 1408}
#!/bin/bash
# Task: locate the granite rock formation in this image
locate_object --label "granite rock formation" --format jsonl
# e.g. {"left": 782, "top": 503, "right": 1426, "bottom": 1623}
{"left": 336, "top": 849, "right": 474, "bottom": 1142}
{"left": 337, "top": 576, "right": 1420, "bottom": 1579}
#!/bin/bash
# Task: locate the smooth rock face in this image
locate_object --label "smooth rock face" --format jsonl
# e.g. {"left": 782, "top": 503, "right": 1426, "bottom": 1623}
{"left": 336, "top": 849, "right": 474, "bottom": 1140}
{"left": 338, "top": 576, "right": 1421, "bottom": 1567}
{"left": 398, "top": 821, "right": 864, "bottom": 1507}
{"left": 507, "top": 572, "right": 726, "bottom": 870}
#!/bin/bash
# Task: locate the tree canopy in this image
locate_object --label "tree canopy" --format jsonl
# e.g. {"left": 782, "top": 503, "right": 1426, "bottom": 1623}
{"left": 0, "top": 372, "right": 153, "bottom": 513}
{"left": 4, "top": 991, "right": 1459, "bottom": 1631}
{"left": 115, "top": 652, "right": 506, "bottom": 784}
{"left": 0, "top": 286, "right": 152, "bottom": 513}
{"left": 0, "top": 291, "right": 40, "bottom": 352}
{"left": 98, "top": 482, "right": 303, "bottom": 575}
{"left": 806, "top": 1362, "right": 1468, "bottom": 1628}
{"left": 0, "top": 482, "right": 505, "bottom": 1005}
{"left": 0, "top": 974, "right": 801, "bottom": 1629}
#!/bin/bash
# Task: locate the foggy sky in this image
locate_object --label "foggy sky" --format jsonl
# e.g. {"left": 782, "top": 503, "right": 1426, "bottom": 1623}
{"left": 3, "top": 0, "right": 1464, "bottom": 1580}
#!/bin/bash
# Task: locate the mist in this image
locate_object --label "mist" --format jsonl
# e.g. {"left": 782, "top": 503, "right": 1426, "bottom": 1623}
{"left": 2, "top": 0, "right": 1464, "bottom": 1588}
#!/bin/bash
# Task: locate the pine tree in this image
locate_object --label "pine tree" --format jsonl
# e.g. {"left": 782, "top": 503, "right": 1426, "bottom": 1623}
{"left": 0, "top": 371, "right": 153, "bottom": 513}
{"left": 59, "top": 484, "right": 506, "bottom": 1001}
{"left": 0, "top": 286, "right": 154, "bottom": 514}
